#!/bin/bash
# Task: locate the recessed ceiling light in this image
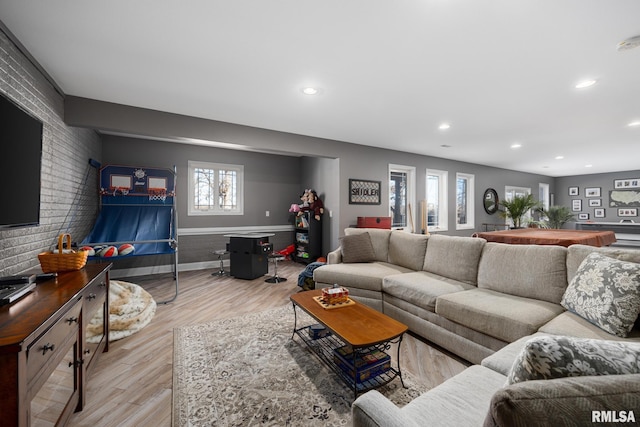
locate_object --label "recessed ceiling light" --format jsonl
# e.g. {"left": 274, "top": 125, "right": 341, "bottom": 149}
{"left": 628, "top": 120, "right": 640, "bottom": 127}
{"left": 575, "top": 79, "right": 597, "bottom": 89}
{"left": 617, "top": 35, "right": 640, "bottom": 51}
{"left": 302, "top": 87, "right": 319, "bottom": 95}
{"left": 555, "top": 155, "right": 564, "bottom": 160}
{"left": 438, "top": 123, "right": 451, "bottom": 130}
{"left": 510, "top": 143, "right": 522, "bottom": 149}
{"left": 585, "top": 164, "right": 593, "bottom": 168}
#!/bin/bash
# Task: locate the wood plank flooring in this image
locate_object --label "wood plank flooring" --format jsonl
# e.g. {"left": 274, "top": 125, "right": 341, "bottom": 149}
{"left": 67, "top": 261, "right": 467, "bottom": 427}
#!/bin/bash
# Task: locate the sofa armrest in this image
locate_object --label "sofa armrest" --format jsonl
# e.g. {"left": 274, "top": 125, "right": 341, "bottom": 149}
{"left": 327, "top": 246, "right": 342, "bottom": 264}
{"left": 484, "top": 374, "right": 640, "bottom": 427}
{"left": 352, "top": 390, "right": 419, "bottom": 427}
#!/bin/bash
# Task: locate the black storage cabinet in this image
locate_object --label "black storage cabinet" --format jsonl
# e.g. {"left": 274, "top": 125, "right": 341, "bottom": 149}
{"left": 227, "top": 234, "right": 273, "bottom": 279}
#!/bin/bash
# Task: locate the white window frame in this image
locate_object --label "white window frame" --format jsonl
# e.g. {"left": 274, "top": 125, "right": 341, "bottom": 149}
{"left": 504, "top": 186, "right": 532, "bottom": 227}
{"left": 188, "top": 160, "right": 244, "bottom": 216}
{"left": 388, "top": 164, "right": 416, "bottom": 232}
{"left": 539, "top": 183, "right": 550, "bottom": 212}
{"left": 456, "top": 172, "right": 475, "bottom": 230}
{"left": 425, "top": 169, "right": 448, "bottom": 232}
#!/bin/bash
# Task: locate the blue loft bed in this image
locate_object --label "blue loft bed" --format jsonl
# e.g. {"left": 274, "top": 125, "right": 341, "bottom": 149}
{"left": 82, "top": 165, "right": 179, "bottom": 304}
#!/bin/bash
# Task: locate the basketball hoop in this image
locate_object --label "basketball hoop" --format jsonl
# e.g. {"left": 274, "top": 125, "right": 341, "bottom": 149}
{"left": 110, "top": 186, "right": 130, "bottom": 196}
{"left": 148, "top": 188, "right": 167, "bottom": 202}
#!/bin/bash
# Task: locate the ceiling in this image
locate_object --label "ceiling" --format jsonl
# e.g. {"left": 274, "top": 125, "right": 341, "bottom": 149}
{"left": 1, "top": 1, "right": 639, "bottom": 177}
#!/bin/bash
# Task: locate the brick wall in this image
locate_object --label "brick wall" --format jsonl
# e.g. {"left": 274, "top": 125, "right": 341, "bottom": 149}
{"left": 0, "top": 28, "right": 102, "bottom": 276}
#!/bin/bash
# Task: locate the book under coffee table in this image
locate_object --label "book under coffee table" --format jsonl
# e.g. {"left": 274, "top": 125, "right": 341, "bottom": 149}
{"left": 290, "top": 289, "right": 408, "bottom": 399}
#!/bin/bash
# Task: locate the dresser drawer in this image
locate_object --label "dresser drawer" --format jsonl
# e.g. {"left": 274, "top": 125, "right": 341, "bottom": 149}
{"left": 27, "top": 299, "right": 82, "bottom": 385}
{"left": 83, "top": 273, "right": 107, "bottom": 318}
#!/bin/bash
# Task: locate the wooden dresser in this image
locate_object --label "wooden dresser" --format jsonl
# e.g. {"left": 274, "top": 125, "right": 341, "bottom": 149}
{"left": 0, "top": 263, "right": 111, "bottom": 426}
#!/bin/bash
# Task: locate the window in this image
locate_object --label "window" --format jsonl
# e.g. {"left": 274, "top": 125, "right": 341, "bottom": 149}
{"left": 504, "top": 186, "right": 532, "bottom": 226}
{"left": 188, "top": 161, "right": 244, "bottom": 215}
{"left": 539, "top": 183, "right": 550, "bottom": 212}
{"left": 456, "top": 172, "right": 475, "bottom": 230}
{"left": 389, "top": 164, "right": 416, "bottom": 230}
{"left": 426, "top": 169, "right": 448, "bottom": 231}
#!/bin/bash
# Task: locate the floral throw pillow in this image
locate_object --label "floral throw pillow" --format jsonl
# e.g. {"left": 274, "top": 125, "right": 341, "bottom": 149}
{"left": 561, "top": 252, "right": 640, "bottom": 338}
{"left": 507, "top": 335, "right": 640, "bottom": 384}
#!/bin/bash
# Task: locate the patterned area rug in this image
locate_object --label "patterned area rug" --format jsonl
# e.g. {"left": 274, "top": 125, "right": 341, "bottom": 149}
{"left": 86, "top": 280, "right": 157, "bottom": 343}
{"left": 173, "top": 305, "right": 428, "bottom": 426}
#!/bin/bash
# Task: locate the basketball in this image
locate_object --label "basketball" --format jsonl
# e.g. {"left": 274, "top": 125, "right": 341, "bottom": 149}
{"left": 98, "top": 245, "right": 118, "bottom": 257}
{"left": 80, "top": 246, "right": 95, "bottom": 256}
{"left": 118, "top": 243, "right": 135, "bottom": 256}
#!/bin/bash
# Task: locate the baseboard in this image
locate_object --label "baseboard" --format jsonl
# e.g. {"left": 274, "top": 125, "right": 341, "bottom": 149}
{"left": 110, "top": 260, "right": 224, "bottom": 279}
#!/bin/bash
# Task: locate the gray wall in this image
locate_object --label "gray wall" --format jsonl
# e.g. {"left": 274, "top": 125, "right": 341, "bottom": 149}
{"left": 299, "top": 156, "right": 340, "bottom": 258}
{"left": 0, "top": 28, "right": 101, "bottom": 276}
{"left": 556, "top": 170, "right": 640, "bottom": 226}
{"left": 102, "top": 135, "right": 301, "bottom": 228}
{"left": 66, "top": 96, "right": 557, "bottom": 251}
{"left": 101, "top": 135, "right": 300, "bottom": 271}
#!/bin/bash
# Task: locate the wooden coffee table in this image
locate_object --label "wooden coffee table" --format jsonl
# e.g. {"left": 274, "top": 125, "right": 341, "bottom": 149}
{"left": 290, "top": 289, "right": 408, "bottom": 399}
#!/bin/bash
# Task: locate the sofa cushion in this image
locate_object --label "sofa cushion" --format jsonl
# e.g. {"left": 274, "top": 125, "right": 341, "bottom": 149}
{"left": 507, "top": 335, "right": 640, "bottom": 384}
{"left": 423, "top": 234, "right": 485, "bottom": 285}
{"left": 561, "top": 252, "right": 640, "bottom": 338}
{"left": 539, "top": 311, "right": 640, "bottom": 341}
{"left": 402, "top": 365, "right": 506, "bottom": 427}
{"left": 436, "top": 288, "right": 565, "bottom": 343}
{"left": 313, "top": 262, "right": 412, "bottom": 292}
{"left": 341, "top": 232, "right": 376, "bottom": 263}
{"left": 481, "top": 332, "right": 550, "bottom": 376}
{"left": 567, "top": 244, "right": 640, "bottom": 284}
{"left": 383, "top": 271, "right": 475, "bottom": 312}
{"left": 345, "top": 228, "right": 391, "bottom": 262}
{"left": 388, "top": 232, "right": 429, "bottom": 271}
{"left": 484, "top": 373, "right": 640, "bottom": 427}
{"left": 477, "top": 243, "right": 568, "bottom": 304}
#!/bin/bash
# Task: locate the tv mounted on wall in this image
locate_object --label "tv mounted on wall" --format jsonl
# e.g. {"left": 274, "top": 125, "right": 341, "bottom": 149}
{"left": 0, "top": 92, "right": 43, "bottom": 229}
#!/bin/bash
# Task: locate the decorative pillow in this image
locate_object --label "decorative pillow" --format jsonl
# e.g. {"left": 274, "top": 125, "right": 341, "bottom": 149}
{"left": 507, "top": 335, "right": 640, "bottom": 385}
{"left": 341, "top": 232, "right": 376, "bottom": 263}
{"left": 561, "top": 252, "right": 640, "bottom": 337}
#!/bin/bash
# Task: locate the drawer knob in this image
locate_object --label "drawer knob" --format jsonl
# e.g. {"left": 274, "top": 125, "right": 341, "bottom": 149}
{"left": 66, "top": 316, "right": 79, "bottom": 324}
{"left": 42, "top": 343, "right": 55, "bottom": 355}
{"left": 84, "top": 349, "right": 91, "bottom": 355}
{"left": 99, "top": 281, "right": 106, "bottom": 287}
{"left": 86, "top": 293, "right": 97, "bottom": 300}
{"left": 69, "top": 359, "right": 84, "bottom": 368}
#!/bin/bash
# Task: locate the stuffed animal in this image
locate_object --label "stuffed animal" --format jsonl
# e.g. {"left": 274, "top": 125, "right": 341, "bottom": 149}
{"left": 296, "top": 189, "right": 311, "bottom": 215}
{"left": 308, "top": 189, "right": 324, "bottom": 221}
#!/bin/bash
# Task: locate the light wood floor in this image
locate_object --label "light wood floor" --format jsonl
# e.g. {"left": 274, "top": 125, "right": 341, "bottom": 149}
{"left": 67, "top": 261, "right": 467, "bottom": 427}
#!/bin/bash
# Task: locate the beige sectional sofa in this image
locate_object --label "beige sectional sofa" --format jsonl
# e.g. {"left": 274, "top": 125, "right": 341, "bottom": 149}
{"left": 312, "top": 228, "right": 640, "bottom": 426}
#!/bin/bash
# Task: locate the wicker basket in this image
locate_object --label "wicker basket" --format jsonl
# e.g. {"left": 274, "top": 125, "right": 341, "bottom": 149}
{"left": 38, "top": 233, "right": 89, "bottom": 273}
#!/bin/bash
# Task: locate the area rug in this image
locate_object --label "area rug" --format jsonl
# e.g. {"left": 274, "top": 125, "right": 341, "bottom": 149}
{"left": 86, "top": 280, "right": 157, "bottom": 343}
{"left": 173, "top": 305, "right": 428, "bottom": 426}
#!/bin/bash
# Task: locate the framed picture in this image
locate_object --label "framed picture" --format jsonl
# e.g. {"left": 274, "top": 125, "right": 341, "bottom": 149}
{"left": 568, "top": 186, "right": 579, "bottom": 196}
{"left": 594, "top": 208, "right": 605, "bottom": 218}
{"left": 349, "top": 179, "right": 381, "bottom": 205}
{"left": 578, "top": 213, "right": 589, "bottom": 220}
{"left": 572, "top": 199, "right": 582, "bottom": 211}
{"left": 618, "top": 208, "right": 638, "bottom": 217}
{"left": 609, "top": 190, "right": 640, "bottom": 207}
{"left": 588, "top": 198, "right": 601, "bottom": 207}
{"left": 614, "top": 178, "right": 640, "bottom": 189}
{"left": 585, "top": 187, "right": 601, "bottom": 197}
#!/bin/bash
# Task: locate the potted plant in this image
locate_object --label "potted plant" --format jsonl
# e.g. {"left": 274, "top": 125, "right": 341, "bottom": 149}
{"left": 539, "top": 205, "right": 576, "bottom": 229}
{"left": 499, "top": 194, "right": 541, "bottom": 229}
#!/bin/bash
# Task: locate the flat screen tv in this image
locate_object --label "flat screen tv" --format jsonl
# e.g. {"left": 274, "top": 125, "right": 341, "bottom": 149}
{"left": 0, "top": 92, "right": 43, "bottom": 229}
